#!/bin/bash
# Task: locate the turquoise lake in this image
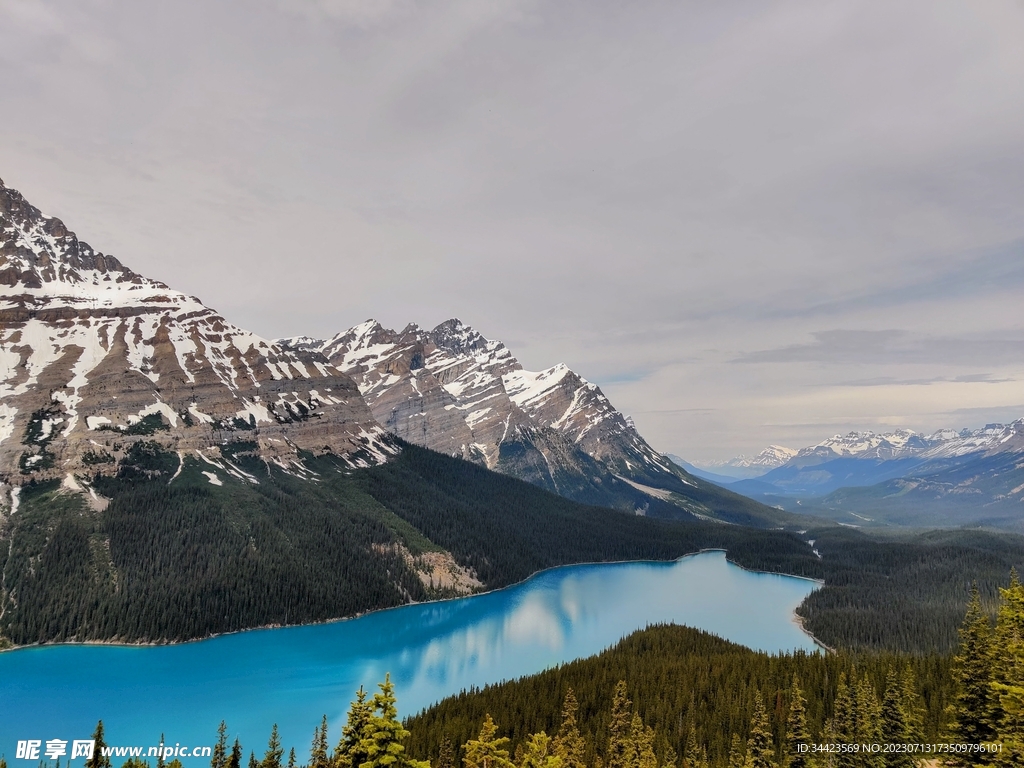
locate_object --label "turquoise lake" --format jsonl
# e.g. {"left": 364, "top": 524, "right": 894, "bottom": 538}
{"left": 0, "top": 551, "right": 819, "bottom": 760}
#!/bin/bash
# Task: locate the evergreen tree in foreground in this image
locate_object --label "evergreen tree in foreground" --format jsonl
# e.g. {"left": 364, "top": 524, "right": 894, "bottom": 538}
{"left": 360, "top": 675, "right": 429, "bottom": 768}
{"left": 786, "top": 677, "right": 811, "bottom": 768}
{"left": 519, "top": 732, "right": 560, "bottom": 768}
{"left": 437, "top": 736, "right": 456, "bottom": 768}
{"left": 992, "top": 573, "right": 1024, "bottom": 768}
{"left": 462, "top": 715, "right": 514, "bottom": 768}
{"left": 310, "top": 716, "right": 329, "bottom": 768}
{"left": 745, "top": 692, "right": 774, "bottom": 768}
{"left": 947, "top": 586, "right": 996, "bottom": 764}
{"left": 606, "top": 682, "right": 633, "bottom": 768}
{"left": 87, "top": 721, "right": 112, "bottom": 768}
{"left": 552, "top": 690, "right": 586, "bottom": 768}
{"left": 213, "top": 722, "right": 229, "bottom": 768}
{"left": 337, "top": 686, "right": 374, "bottom": 768}
{"left": 262, "top": 725, "right": 283, "bottom": 768}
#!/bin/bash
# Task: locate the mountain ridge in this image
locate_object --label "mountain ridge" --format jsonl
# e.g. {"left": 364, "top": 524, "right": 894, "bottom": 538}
{"left": 0, "top": 176, "right": 395, "bottom": 498}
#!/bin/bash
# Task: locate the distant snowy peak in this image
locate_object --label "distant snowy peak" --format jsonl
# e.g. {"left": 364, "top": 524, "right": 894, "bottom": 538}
{"left": 763, "top": 421, "right": 1024, "bottom": 468}
{"left": 797, "top": 429, "right": 934, "bottom": 460}
{"left": 742, "top": 445, "right": 798, "bottom": 469}
{"left": 1, "top": 177, "right": 394, "bottom": 485}
{"left": 920, "top": 420, "right": 1024, "bottom": 459}
{"left": 697, "top": 445, "right": 797, "bottom": 472}
{"left": 281, "top": 319, "right": 682, "bottom": 487}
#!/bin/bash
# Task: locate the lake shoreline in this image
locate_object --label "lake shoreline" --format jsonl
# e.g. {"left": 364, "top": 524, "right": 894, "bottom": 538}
{"left": 0, "top": 548, "right": 828, "bottom": 655}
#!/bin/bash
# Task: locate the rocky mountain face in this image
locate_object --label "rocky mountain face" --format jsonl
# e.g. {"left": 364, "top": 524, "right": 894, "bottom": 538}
{"left": 281, "top": 320, "right": 702, "bottom": 511}
{"left": 0, "top": 177, "right": 394, "bottom": 497}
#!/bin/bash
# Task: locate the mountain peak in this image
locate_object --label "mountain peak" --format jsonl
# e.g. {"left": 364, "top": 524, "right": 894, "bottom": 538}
{"left": 429, "top": 318, "right": 489, "bottom": 354}
{"left": 0, "top": 180, "right": 139, "bottom": 290}
{"left": 1, "top": 178, "right": 394, "bottom": 484}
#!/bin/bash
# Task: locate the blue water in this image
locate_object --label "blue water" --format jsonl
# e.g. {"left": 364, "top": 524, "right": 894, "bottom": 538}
{"left": 0, "top": 551, "right": 819, "bottom": 761}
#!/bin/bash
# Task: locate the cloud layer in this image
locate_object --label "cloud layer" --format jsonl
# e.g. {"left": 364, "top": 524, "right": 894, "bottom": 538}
{"left": 2, "top": 0, "right": 1023, "bottom": 460}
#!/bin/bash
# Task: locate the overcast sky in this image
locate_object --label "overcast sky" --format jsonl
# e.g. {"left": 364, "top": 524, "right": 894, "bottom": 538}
{"left": 2, "top": 0, "right": 1023, "bottom": 462}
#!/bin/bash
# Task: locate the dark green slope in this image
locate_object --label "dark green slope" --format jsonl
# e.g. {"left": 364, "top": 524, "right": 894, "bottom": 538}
{"left": 405, "top": 624, "right": 953, "bottom": 767}
{"left": 796, "top": 525, "right": 1024, "bottom": 652}
{"left": 0, "top": 440, "right": 821, "bottom": 647}
{"left": 349, "top": 442, "right": 822, "bottom": 590}
{"left": 3, "top": 441, "right": 1022, "bottom": 653}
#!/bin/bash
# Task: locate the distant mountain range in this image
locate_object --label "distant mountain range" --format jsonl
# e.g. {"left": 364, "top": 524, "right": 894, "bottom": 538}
{"left": 675, "top": 424, "right": 1024, "bottom": 531}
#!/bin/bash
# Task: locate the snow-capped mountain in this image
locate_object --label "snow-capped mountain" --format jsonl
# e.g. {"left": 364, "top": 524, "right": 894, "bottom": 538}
{"left": 689, "top": 445, "right": 798, "bottom": 480}
{"left": 280, "top": 320, "right": 707, "bottom": 512}
{"left": 793, "top": 429, "right": 945, "bottom": 462}
{"left": 782, "top": 423, "right": 1024, "bottom": 465}
{"left": 918, "top": 421, "right": 1024, "bottom": 459}
{"left": 726, "top": 421, "right": 1024, "bottom": 523}
{"left": 0, "top": 177, "right": 393, "bottom": 490}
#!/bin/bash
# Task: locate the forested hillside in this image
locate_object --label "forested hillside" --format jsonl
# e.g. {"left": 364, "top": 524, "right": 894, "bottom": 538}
{"left": 3, "top": 440, "right": 1023, "bottom": 651}
{"left": 405, "top": 624, "right": 952, "bottom": 767}
{"left": 0, "top": 441, "right": 819, "bottom": 647}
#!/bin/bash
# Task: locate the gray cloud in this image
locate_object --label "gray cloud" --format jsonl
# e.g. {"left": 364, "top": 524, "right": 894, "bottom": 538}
{"left": 833, "top": 374, "right": 1016, "bottom": 387}
{"left": 2, "top": 0, "right": 1024, "bottom": 460}
{"left": 736, "top": 331, "right": 1024, "bottom": 367}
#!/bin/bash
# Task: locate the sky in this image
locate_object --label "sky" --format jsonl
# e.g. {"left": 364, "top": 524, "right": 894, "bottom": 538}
{"left": 2, "top": 0, "right": 1023, "bottom": 463}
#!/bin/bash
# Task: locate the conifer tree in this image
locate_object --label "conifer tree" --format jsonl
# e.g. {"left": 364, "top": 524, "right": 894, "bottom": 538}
{"left": 897, "top": 667, "right": 924, "bottom": 749}
{"left": 1, "top": 755, "right": 8, "bottom": 768}
{"left": 213, "top": 722, "right": 229, "bottom": 768}
{"left": 158, "top": 735, "right": 166, "bottom": 768}
{"left": 552, "top": 690, "right": 586, "bottom": 768}
{"left": 87, "top": 721, "right": 112, "bottom": 768}
{"left": 880, "top": 670, "right": 911, "bottom": 768}
{"left": 437, "top": 736, "right": 455, "bottom": 768}
{"left": 229, "top": 740, "right": 242, "bottom": 768}
{"left": 336, "top": 687, "right": 374, "bottom": 768}
{"left": 786, "top": 677, "right": 811, "bottom": 768}
{"left": 361, "top": 675, "right": 430, "bottom": 768}
{"left": 262, "top": 725, "right": 284, "bottom": 768}
{"left": 855, "top": 676, "right": 882, "bottom": 768}
{"left": 607, "top": 682, "right": 633, "bottom": 768}
{"left": 288, "top": 750, "right": 297, "bottom": 768}
{"left": 311, "top": 717, "right": 329, "bottom": 768}
{"left": 727, "top": 735, "right": 746, "bottom": 768}
{"left": 831, "top": 674, "right": 855, "bottom": 768}
{"left": 627, "top": 715, "right": 656, "bottom": 768}
{"left": 519, "top": 732, "right": 560, "bottom": 768}
{"left": 746, "top": 692, "right": 775, "bottom": 768}
{"left": 680, "top": 727, "right": 696, "bottom": 768}
{"left": 462, "top": 715, "right": 513, "bottom": 768}
{"left": 662, "top": 744, "right": 678, "bottom": 768}
{"left": 249, "top": 753, "right": 258, "bottom": 768}
{"left": 992, "top": 575, "right": 1024, "bottom": 768}
{"left": 947, "top": 586, "right": 996, "bottom": 764}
